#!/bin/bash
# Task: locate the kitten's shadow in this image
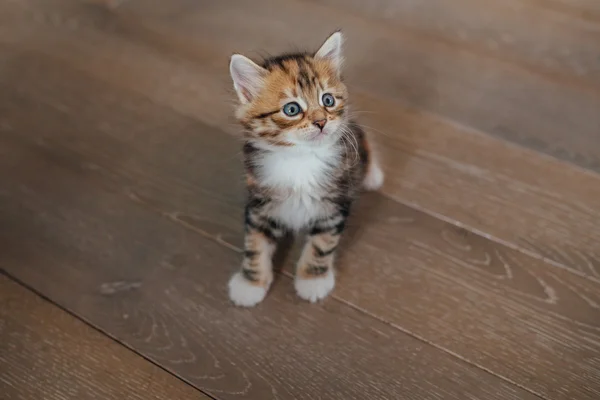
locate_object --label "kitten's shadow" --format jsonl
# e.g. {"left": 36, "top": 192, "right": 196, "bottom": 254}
{"left": 271, "top": 191, "right": 386, "bottom": 278}
{"left": 272, "top": 233, "right": 297, "bottom": 275}
{"left": 335, "top": 191, "right": 385, "bottom": 271}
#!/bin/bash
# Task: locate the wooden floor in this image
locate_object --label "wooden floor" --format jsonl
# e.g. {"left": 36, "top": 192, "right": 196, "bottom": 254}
{"left": 1, "top": 0, "right": 599, "bottom": 399}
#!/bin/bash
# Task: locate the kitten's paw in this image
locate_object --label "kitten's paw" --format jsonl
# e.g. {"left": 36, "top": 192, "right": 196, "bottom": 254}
{"left": 228, "top": 272, "right": 268, "bottom": 307}
{"left": 363, "top": 162, "right": 384, "bottom": 191}
{"left": 295, "top": 270, "right": 335, "bottom": 303}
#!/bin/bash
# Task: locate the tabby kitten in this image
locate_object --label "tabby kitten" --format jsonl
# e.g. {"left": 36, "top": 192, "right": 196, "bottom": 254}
{"left": 228, "top": 32, "right": 383, "bottom": 307}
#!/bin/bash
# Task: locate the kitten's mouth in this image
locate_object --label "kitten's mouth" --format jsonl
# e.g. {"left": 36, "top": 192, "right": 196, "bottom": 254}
{"left": 309, "top": 130, "right": 327, "bottom": 141}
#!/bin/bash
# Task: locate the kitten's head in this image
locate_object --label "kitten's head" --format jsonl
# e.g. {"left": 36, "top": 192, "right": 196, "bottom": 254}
{"left": 229, "top": 32, "right": 348, "bottom": 148}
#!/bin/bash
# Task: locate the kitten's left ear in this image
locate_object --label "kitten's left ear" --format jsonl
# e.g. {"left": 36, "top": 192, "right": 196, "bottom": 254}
{"left": 315, "top": 31, "right": 344, "bottom": 73}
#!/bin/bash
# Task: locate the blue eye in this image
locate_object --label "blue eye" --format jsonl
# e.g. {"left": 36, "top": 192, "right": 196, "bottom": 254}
{"left": 283, "top": 102, "right": 302, "bottom": 117}
{"left": 322, "top": 93, "right": 335, "bottom": 107}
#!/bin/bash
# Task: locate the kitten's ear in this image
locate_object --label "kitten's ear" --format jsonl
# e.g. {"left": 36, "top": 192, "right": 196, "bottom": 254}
{"left": 229, "top": 54, "right": 268, "bottom": 104}
{"left": 315, "top": 31, "right": 343, "bottom": 73}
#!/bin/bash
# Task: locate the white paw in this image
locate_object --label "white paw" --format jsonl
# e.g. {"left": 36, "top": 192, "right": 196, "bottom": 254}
{"left": 363, "top": 162, "right": 384, "bottom": 191}
{"left": 295, "top": 270, "right": 335, "bottom": 303}
{"left": 228, "top": 272, "right": 268, "bottom": 307}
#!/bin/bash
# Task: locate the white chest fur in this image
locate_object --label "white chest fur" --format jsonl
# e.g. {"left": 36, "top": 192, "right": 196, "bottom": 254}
{"left": 257, "top": 145, "right": 340, "bottom": 231}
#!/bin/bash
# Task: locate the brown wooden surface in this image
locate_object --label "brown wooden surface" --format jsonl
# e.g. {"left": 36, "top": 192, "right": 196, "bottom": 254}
{"left": 0, "top": 97, "right": 536, "bottom": 399}
{"left": 1, "top": 47, "right": 599, "bottom": 398}
{"left": 1, "top": 0, "right": 599, "bottom": 399}
{"left": 0, "top": 275, "right": 211, "bottom": 400}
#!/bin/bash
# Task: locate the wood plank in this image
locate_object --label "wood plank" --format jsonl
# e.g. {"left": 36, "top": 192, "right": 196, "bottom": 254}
{"left": 0, "top": 48, "right": 598, "bottom": 399}
{"left": 312, "top": 0, "right": 600, "bottom": 81}
{"left": 2, "top": 2, "right": 598, "bottom": 282}
{"left": 0, "top": 125, "right": 537, "bottom": 400}
{"left": 0, "top": 275, "right": 211, "bottom": 400}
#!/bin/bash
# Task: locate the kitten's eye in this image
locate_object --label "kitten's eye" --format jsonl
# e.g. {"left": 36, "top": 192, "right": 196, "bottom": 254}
{"left": 322, "top": 93, "right": 335, "bottom": 107}
{"left": 282, "top": 102, "right": 302, "bottom": 117}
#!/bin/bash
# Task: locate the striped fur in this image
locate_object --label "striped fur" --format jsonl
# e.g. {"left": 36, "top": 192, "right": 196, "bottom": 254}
{"left": 228, "top": 32, "right": 383, "bottom": 306}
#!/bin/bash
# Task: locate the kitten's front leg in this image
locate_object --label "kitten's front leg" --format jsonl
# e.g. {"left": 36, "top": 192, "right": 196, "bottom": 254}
{"left": 295, "top": 215, "right": 346, "bottom": 303}
{"left": 228, "top": 206, "right": 281, "bottom": 307}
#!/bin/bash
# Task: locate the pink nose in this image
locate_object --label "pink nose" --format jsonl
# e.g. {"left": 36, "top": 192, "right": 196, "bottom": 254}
{"left": 313, "top": 119, "right": 327, "bottom": 130}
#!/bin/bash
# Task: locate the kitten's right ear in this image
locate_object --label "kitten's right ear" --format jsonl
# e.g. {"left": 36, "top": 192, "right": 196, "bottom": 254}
{"left": 315, "top": 31, "right": 344, "bottom": 74}
{"left": 229, "top": 54, "right": 267, "bottom": 104}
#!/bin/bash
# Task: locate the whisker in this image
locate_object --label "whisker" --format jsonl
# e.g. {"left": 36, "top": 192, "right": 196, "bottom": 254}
{"left": 338, "top": 125, "right": 360, "bottom": 167}
{"left": 348, "top": 110, "right": 379, "bottom": 116}
{"left": 355, "top": 123, "right": 392, "bottom": 138}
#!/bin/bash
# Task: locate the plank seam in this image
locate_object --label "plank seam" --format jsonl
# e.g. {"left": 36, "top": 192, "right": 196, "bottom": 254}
{"left": 329, "top": 295, "right": 549, "bottom": 400}
{"left": 0, "top": 268, "right": 221, "bottom": 400}
{"left": 377, "top": 189, "right": 600, "bottom": 285}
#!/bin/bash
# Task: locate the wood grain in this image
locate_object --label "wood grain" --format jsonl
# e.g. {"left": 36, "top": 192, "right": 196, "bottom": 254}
{"left": 0, "top": 48, "right": 598, "bottom": 399}
{"left": 0, "top": 275, "right": 211, "bottom": 400}
{"left": 336, "top": 194, "right": 600, "bottom": 400}
{"left": 0, "top": 126, "right": 536, "bottom": 400}
{"left": 2, "top": 1, "right": 598, "bottom": 282}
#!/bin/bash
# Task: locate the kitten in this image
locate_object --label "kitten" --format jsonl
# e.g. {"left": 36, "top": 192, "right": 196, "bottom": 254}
{"left": 228, "top": 32, "right": 383, "bottom": 307}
